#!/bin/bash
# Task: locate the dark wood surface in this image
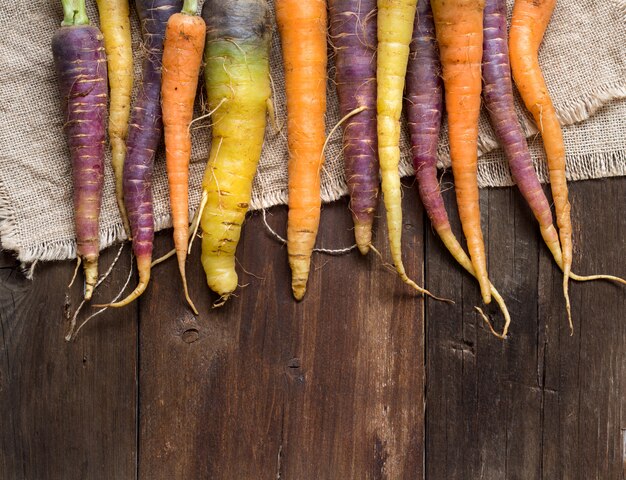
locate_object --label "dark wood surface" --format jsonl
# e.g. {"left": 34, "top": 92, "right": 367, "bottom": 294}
{"left": 1, "top": 176, "right": 625, "bottom": 479}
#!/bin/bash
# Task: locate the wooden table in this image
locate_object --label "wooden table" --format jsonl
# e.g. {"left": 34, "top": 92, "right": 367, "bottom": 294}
{"left": 2, "top": 176, "right": 625, "bottom": 479}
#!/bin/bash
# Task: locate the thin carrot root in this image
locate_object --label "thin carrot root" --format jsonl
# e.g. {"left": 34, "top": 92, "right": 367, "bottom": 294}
{"left": 67, "top": 248, "right": 134, "bottom": 341}
{"left": 152, "top": 249, "right": 176, "bottom": 267}
{"left": 68, "top": 257, "right": 81, "bottom": 289}
{"left": 402, "top": 272, "right": 453, "bottom": 303}
{"left": 475, "top": 282, "right": 510, "bottom": 339}
{"left": 67, "top": 244, "right": 126, "bottom": 339}
{"left": 475, "top": 307, "right": 505, "bottom": 340}
{"left": 266, "top": 98, "right": 278, "bottom": 133}
{"left": 188, "top": 190, "right": 207, "bottom": 254}
{"left": 569, "top": 272, "right": 626, "bottom": 284}
{"left": 178, "top": 255, "right": 198, "bottom": 315}
{"left": 564, "top": 265, "right": 573, "bottom": 335}
{"left": 151, "top": 190, "right": 208, "bottom": 268}
{"left": 321, "top": 106, "right": 368, "bottom": 160}
{"left": 368, "top": 244, "right": 453, "bottom": 303}
{"left": 94, "top": 255, "right": 150, "bottom": 308}
{"left": 541, "top": 220, "right": 626, "bottom": 285}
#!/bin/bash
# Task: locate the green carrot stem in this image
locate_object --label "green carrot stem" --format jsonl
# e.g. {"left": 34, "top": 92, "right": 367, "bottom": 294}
{"left": 61, "top": 0, "right": 89, "bottom": 26}
{"left": 182, "top": 0, "right": 198, "bottom": 15}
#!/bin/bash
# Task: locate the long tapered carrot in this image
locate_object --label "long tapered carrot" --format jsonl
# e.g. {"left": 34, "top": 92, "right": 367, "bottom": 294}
{"left": 509, "top": 0, "right": 572, "bottom": 322}
{"left": 53, "top": 0, "right": 107, "bottom": 301}
{"left": 376, "top": 0, "right": 436, "bottom": 299}
{"left": 95, "top": 0, "right": 133, "bottom": 237}
{"left": 407, "top": 0, "right": 509, "bottom": 336}
{"left": 100, "top": 0, "right": 182, "bottom": 309}
{"left": 328, "top": 0, "right": 379, "bottom": 255}
{"left": 161, "top": 0, "right": 205, "bottom": 314}
{"left": 431, "top": 0, "right": 491, "bottom": 305}
{"left": 200, "top": 0, "right": 271, "bottom": 303}
{"left": 483, "top": 0, "right": 626, "bottom": 317}
{"left": 276, "top": 0, "right": 327, "bottom": 300}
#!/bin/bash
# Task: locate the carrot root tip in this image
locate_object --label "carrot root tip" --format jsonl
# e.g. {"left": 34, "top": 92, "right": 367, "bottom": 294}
{"left": 212, "top": 294, "right": 231, "bottom": 308}
{"left": 178, "top": 255, "right": 198, "bottom": 315}
{"left": 82, "top": 256, "right": 98, "bottom": 301}
{"left": 354, "top": 223, "right": 373, "bottom": 255}
{"left": 564, "top": 273, "right": 573, "bottom": 335}
{"left": 68, "top": 257, "right": 81, "bottom": 289}
{"left": 96, "top": 255, "right": 151, "bottom": 308}
{"left": 475, "top": 307, "right": 507, "bottom": 340}
{"left": 292, "top": 284, "right": 306, "bottom": 301}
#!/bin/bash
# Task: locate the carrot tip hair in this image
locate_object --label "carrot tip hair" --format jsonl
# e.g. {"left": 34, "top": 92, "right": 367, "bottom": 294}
{"left": 94, "top": 255, "right": 151, "bottom": 308}
{"left": 68, "top": 257, "right": 81, "bottom": 289}
{"left": 212, "top": 294, "right": 231, "bottom": 308}
{"left": 475, "top": 307, "right": 507, "bottom": 340}
{"left": 82, "top": 256, "right": 99, "bottom": 301}
{"left": 569, "top": 271, "right": 626, "bottom": 286}
{"left": 354, "top": 223, "right": 373, "bottom": 255}
{"left": 564, "top": 273, "right": 573, "bottom": 336}
{"left": 368, "top": 243, "right": 450, "bottom": 302}
{"left": 405, "top": 277, "right": 453, "bottom": 304}
{"left": 178, "top": 255, "right": 198, "bottom": 315}
{"left": 475, "top": 283, "right": 511, "bottom": 340}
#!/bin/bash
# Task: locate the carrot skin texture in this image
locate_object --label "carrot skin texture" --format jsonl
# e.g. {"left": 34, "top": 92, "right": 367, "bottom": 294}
{"left": 431, "top": 0, "right": 491, "bottom": 304}
{"left": 406, "top": 0, "right": 444, "bottom": 230}
{"left": 96, "top": 0, "right": 133, "bottom": 237}
{"left": 328, "top": 0, "right": 379, "bottom": 254}
{"left": 52, "top": 25, "right": 108, "bottom": 301}
{"left": 114, "top": 0, "right": 181, "bottom": 306}
{"left": 201, "top": 0, "right": 271, "bottom": 299}
{"left": 406, "top": 0, "right": 510, "bottom": 336}
{"left": 376, "top": 0, "right": 442, "bottom": 299}
{"left": 482, "top": 0, "right": 561, "bottom": 266}
{"left": 509, "top": 0, "right": 574, "bottom": 322}
{"left": 161, "top": 10, "right": 205, "bottom": 312}
{"left": 276, "top": 0, "right": 327, "bottom": 300}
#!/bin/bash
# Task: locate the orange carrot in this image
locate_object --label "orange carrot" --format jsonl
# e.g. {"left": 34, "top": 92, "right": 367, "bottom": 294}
{"left": 431, "top": 0, "right": 491, "bottom": 304}
{"left": 494, "top": 0, "right": 626, "bottom": 329}
{"left": 275, "top": 0, "right": 327, "bottom": 300}
{"left": 161, "top": 0, "right": 205, "bottom": 314}
{"left": 509, "top": 0, "right": 575, "bottom": 325}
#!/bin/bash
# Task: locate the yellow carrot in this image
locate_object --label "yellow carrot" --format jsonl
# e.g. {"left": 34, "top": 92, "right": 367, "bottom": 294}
{"left": 200, "top": 0, "right": 271, "bottom": 302}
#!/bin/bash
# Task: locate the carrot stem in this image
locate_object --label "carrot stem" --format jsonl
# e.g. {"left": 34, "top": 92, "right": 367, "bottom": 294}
{"left": 61, "top": 0, "right": 89, "bottom": 26}
{"left": 182, "top": 0, "right": 198, "bottom": 15}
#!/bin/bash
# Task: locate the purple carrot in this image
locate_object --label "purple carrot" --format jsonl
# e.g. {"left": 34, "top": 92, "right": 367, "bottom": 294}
{"left": 107, "top": 0, "right": 182, "bottom": 307}
{"left": 328, "top": 0, "right": 379, "bottom": 254}
{"left": 482, "top": 0, "right": 626, "bottom": 298}
{"left": 481, "top": 0, "right": 562, "bottom": 266}
{"left": 405, "top": 0, "right": 510, "bottom": 336}
{"left": 52, "top": 0, "right": 107, "bottom": 301}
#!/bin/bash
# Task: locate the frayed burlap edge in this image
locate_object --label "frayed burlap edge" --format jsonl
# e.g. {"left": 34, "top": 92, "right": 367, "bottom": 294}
{"left": 2, "top": 4, "right": 625, "bottom": 273}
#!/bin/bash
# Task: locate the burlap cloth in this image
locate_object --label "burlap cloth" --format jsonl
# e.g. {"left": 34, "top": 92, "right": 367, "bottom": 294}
{"left": 0, "top": 0, "right": 624, "bottom": 267}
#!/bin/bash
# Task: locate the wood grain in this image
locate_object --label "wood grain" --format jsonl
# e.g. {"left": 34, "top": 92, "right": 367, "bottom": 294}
{"left": 1, "top": 177, "right": 625, "bottom": 479}
{"left": 425, "top": 176, "right": 626, "bottom": 480}
{"left": 0, "top": 245, "right": 137, "bottom": 479}
{"left": 138, "top": 180, "right": 426, "bottom": 479}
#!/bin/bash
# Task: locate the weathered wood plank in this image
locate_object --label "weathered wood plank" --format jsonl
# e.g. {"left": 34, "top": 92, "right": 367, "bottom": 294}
{"left": 425, "top": 175, "right": 626, "bottom": 480}
{"left": 138, "top": 182, "right": 426, "bottom": 479}
{"left": 2, "top": 177, "right": 624, "bottom": 479}
{"left": 0, "top": 245, "right": 138, "bottom": 480}
{"left": 539, "top": 178, "right": 626, "bottom": 480}
{"left": 425, "top": 178, "right": 543, "bottom": 480}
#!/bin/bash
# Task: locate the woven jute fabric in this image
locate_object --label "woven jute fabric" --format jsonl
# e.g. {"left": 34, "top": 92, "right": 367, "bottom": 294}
{"left": 0, "top": 0, "right": 624, "bottom": 267}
